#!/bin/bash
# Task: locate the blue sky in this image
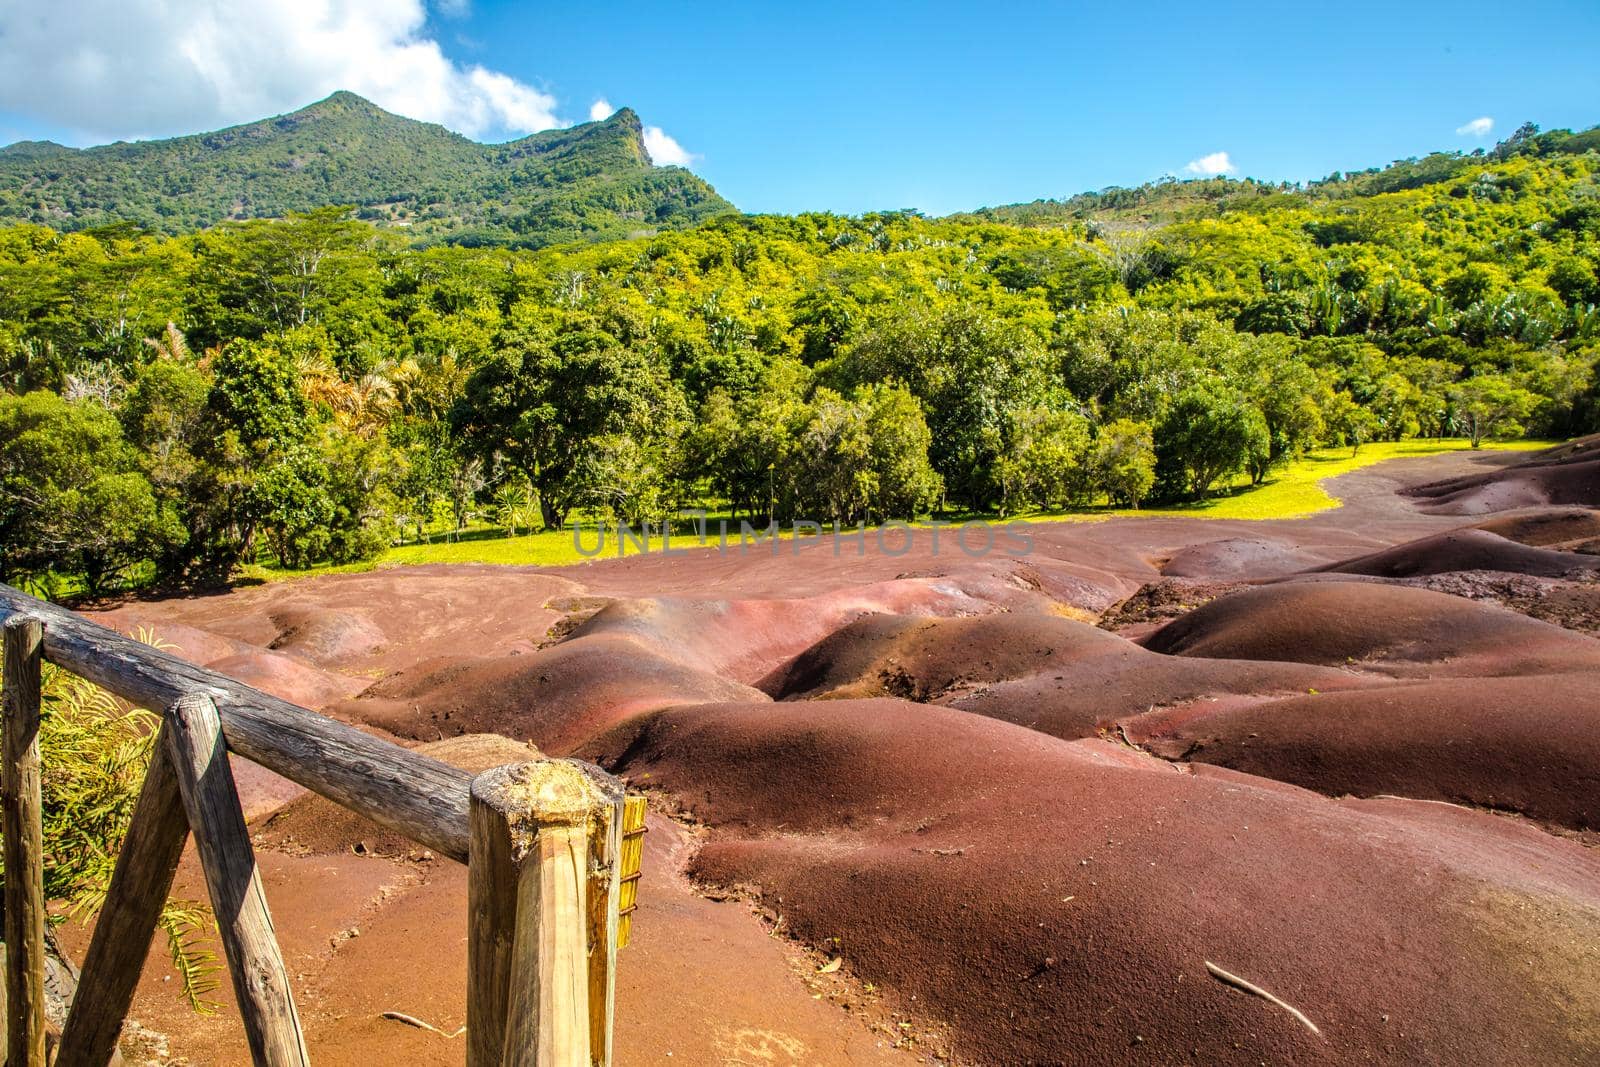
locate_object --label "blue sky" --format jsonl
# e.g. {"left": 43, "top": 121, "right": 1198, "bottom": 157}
{"left": 2, "top": 0, "right": 1597, "bottom": 216}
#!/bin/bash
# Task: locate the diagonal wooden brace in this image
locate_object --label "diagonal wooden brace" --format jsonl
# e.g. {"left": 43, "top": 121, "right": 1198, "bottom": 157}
{"left": 164, "top": 693, "right": 308, "bottom": 1067}
{"left": 56, "top": 729, "right": 189, "bottom": 1067}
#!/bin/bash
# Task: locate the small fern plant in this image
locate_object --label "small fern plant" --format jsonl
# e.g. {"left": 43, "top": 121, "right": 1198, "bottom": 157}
{"left": 2, "top": 629, "right": 221, "bottom": 1013}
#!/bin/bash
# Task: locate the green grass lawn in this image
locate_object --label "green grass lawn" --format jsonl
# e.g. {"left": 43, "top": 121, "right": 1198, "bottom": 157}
{"left": 1024, "top": 436, "right": 1556, "bottom": 523}
{"left": 247, "top": 437, "right": 1554, "bottom": 581}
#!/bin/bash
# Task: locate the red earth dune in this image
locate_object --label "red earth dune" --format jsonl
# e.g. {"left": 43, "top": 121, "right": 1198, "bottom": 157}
{"left": 1473, "top": 505, "right": 1600, "bottom": 548}
{"left": 75, "top": 443, "right": 1600, "bottom": 1065}
{"left": 1405, "top": 433, "right": 1600, "bottom": 514}
{"left": 1123, "top": 673, "right": 1600, "bottom": 832}
{"left": 1140, "top": 580, "right": 1600, "bottom": 677}
{"left": 1311, "top": 526, "right": 1600, "bottom": 578}
{"left": 594, "top": 697, "right": 1600, "bottom": 1065}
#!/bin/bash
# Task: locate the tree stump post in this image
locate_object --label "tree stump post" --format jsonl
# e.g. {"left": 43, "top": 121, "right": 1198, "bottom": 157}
{"left": 164, "top": 693, "right": 308, "bottom": 1067}
{"left": 466, "top": 759, "right": 623, "bottom": 1067}
{"left": 3, "top": 616, "right": 47, "bottom": 1067}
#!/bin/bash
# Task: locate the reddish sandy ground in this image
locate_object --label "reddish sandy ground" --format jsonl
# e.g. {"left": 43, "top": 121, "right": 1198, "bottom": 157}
{"left": 75, "top": 440, "right": 1600, "bottom": 1065}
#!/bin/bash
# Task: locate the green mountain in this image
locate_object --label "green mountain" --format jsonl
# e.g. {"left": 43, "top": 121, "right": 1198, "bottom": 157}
{"left": 0, "top": 91, "right": 735, "bottom": 247}
{"left": 953, "top": 122, "right": 1600, "bottom": 229}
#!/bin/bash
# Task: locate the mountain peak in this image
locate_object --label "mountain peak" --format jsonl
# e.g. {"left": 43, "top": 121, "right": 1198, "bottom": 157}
{"left": 0, "top": 139, "right": 73, "bottom": 159}
{"left": 0, "top": 93, "right": 733, "bottom": 246}
{"left": 605, "top": 106, "right": 643, "bottom": 130}
{"left": 284, "top": 90, "right": 401, "bottom": 125}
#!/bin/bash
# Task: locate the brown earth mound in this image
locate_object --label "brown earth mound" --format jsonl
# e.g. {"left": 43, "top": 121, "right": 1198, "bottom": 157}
{"left": 335, "top": 633, "right": 765, "bottom": 752}
{"left": 569, "top": 576, "right": 999, "bottom": 686}
{"left": 1159, "top": 536, "right": 1314, "bottom": 578}
{"left": 1310, "top": 526, "right": 1600, "bottom": 578}
{"left": 267, "top": 605, "right": 388, "bottom": 662}
{"left": 763, "top": 612, "right": 1370, "bottom": 739}
{"left": 1406, "top": 434, "right": 1600, "bottom": 514}
{"left": 1474, "top": 506, "right": 1600, "bottom": 548}
{"left": 594, "top": 698, "right": 1600, "bottom": 1066}
{"left": 759, "top": 613, "right": 1132, "bottom": 701}
{"left": 204, "top": 649, "right": 365, "bottom": 709}
{"left": 1123, "top": 673, "right": 1600, "bottom": 832}
{"left": 1141, "top": 580, "right": 1600, "bottom": 676}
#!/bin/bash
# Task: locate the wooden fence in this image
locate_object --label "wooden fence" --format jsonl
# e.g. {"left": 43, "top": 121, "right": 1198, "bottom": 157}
{"left": 0, "top": 582, "right": 641, "bottom": 1066}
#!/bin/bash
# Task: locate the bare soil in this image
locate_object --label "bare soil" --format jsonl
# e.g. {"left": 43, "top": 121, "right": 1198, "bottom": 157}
{"left": 78, "top": 438, "right": 1600, "bottom": 1065}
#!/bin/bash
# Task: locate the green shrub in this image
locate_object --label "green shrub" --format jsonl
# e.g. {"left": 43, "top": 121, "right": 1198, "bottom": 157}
{"left": 0, "top": 634, "right": 219, "bottom": 1012}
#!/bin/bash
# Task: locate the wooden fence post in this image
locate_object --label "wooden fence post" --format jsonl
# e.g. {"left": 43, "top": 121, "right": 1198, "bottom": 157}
{"left": 466, "top": 760, "right": 623, "bottom": 1067}
{"left": 55, "top": 737, "right": 189, "bottom": 1067}
{"left": 3, "top": 616, "right": 47, "bottom": 1067}
{"left": 164, "top": 694, "right": 308, "bottom": 1067}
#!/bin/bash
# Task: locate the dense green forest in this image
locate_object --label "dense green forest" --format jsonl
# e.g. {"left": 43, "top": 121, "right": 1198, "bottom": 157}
{"left": 0, "top": 93, "right": 733, "bottom": 247}
{"left": 1, "top": 121, "right": 1598, "bottom": 593}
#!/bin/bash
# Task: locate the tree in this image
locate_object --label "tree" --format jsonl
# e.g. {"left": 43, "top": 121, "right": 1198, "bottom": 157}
{"left": 833, "top": 304, "right": 1053, "bottom": 510}
{"left": 121, "top": 355, "right": 223, "bottom": 579}
{"left": 1319, "top": 390, "right": 1380, "bottom": 454}
{"left": 781, "top": 384, "right": 941, "bottom": 524}
{"left": 0, "top": 391, "right": 183, "bottom": 593}
{"left": 860, "top": 382, "right": 943, "bottom": 520}
{"left": 455, "top": 324, "right": 685, "bottom": 529}
{"left": 994, "top": 405, "right": 1091, "bottom": 513}
{"left": 1091, "top": 419, "right": 1156, "bottom": 507}
{"left": 783, "top": 388, "right": 875, "bottom": 523}
{"left": 687, "top": 358, "right": 811, "bottom": 521}
{"left": 1449, "top": 375, "right": 1542, "bottom": 447}
{"left": 1242, "top": 348, "right": 1325, "bottom": 482}
{"left": 247, "top": 447, "right": 334, "bottom": 570}
{"left": 492, "top": 477, "right": 534, "bottom": 537}
{"left": 187, "top": 208, "right": 388, "bottom": 346}
{"left": 205, "top": 338, "right": 306, "bottom": 448}
{"left": 1154, "top": 385, "right": 1270, "bottom": 500}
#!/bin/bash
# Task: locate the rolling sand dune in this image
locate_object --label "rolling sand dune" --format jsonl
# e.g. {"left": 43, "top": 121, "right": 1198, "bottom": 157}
{"left": 1311, "top": 526, "right": 1600, "bottom": 578}
{"left": 1124, "top": 673, "right": 1600, "bottom": 832}
{"left": 1141, "top": 581, "right": 1600, "bottom": 676}
{"left": 1474, "top": 506, "right": 1600, "bottom": 548}
{"left": 1406, "top": 434, "right": 1600, "bottom": 514}
{"left": 72, "top": 442, "right": 1600, "bottom": 1065}
{"left": 598, "top": 698, "right": 1600, "bottom": 1065}
{"left": 761, "top": 612, "right": 1371, "bottom": 740}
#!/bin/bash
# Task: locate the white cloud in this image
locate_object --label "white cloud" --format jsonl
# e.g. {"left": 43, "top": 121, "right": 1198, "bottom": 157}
{"left": 0, "top": 0, "right": 560, "bottom": 144}
{"left": 1456, "top": 116, "right": 1494, "bottom": 137}
{"left": 1184, "top": 151, "right": 1235, "bottom": 177}
{"left": 642, "top": 125, "right": 696, "bottom": 167}
{"left": 589, "top": 98, "right": 614, "bottom": 122}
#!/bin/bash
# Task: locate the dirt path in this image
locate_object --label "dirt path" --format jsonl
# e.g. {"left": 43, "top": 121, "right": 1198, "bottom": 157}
{"left": 59, "top": 810, "right": 920, "bottom": 1066}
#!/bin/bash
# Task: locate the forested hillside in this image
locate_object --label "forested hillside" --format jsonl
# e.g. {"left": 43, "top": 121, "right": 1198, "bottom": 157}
{"left": 0, "top": 92, "right": 734, "bottom": 247}
{"left": 1, "top": 123, "right": 1597, "bottom": 591}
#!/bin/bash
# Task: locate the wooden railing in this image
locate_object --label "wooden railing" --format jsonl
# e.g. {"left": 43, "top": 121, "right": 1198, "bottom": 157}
{"left": 0, "top": 582, "right": 640, "bottom": 1066}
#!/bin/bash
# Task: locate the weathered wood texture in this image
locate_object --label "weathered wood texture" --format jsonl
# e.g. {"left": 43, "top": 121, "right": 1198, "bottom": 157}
{"left": 616, "top": 796, "right": 647, "bottom": 950}
{"left": 164, "top": 694, "right": 308, "bottom": 1067}
{"left": 0, "top": 582, "right": 471, "bottom": 862}
{"left": 467, "top": 760, "right": 624, "bottom": 1067}
{"left": 585, "top": 789, "right": 626, "bottom": 1067}
{"left": 56, "top": 736, "right": 189, "bottom": 1067}
{"left": 3, "top": 616, "right": 48, "bottom": 1067}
